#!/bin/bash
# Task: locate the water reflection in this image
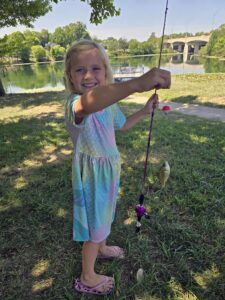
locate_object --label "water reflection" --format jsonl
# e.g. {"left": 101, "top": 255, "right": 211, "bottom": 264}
{"left": 164, "top": 54, "right": 205, "bottom": 74}
{"left": 1, "top": 55, "right": 225, "bottom": 93}
{"left": 2, "top": 62, "right": 65, "bottom": 93}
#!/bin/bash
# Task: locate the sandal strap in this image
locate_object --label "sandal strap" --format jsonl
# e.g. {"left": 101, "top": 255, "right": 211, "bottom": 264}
{"left": 74, "top": 276, "right": 114, "bottom": 295}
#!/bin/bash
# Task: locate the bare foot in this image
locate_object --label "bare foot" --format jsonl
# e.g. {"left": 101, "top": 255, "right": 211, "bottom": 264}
{"left": 98, "top": 245, "right": 125, "bottom": 259}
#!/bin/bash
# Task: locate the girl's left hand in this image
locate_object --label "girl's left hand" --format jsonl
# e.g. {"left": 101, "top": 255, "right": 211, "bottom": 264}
{"left": 143, "top": 93, "right": 159, "bottom": 114}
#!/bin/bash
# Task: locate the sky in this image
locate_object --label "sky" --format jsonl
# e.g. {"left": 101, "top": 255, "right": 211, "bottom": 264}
{"left": 0, "top": 0, "right": 225, "bottom": 41}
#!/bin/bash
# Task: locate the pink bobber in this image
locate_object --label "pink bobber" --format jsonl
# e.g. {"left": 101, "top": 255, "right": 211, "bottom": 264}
{"left": 162, "top": 105, "right": 171, "bottom": 113}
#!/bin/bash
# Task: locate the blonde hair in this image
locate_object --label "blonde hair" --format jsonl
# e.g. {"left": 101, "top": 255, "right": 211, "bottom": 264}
{"left": 64, "top": 40, "right": 114, "bottom": 93}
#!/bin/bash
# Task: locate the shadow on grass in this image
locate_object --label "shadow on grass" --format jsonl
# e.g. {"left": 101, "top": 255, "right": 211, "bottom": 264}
{"left": 0, "top": 91, "right": 66, "bottom": 109}
{"left": 171, "top": 94, "right": 225, "bottom": 109}
{"left": 0, "top": 113, "right": 67, "bottom": 169}
{"left": 171, "top": 95, "right": 198, "bottom": 104}
{"left": 1, "top": 101, "right": 225, "bottom": 299}
{"left": 0, "top": 159, "right": 81, "bottom": 299}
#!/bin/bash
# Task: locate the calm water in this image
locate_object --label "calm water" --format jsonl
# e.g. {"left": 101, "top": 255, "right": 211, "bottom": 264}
{"left": 2, "top": 54, "right": 225, "bottom": 93}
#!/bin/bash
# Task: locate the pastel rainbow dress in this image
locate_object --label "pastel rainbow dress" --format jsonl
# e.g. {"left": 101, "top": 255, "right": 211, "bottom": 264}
{"left": 65, "top": 94, "right": 126, "bottom": 242}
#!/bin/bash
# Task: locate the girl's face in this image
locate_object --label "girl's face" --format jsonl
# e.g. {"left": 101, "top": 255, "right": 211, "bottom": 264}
{"left": 69, "top": 48, "right": 106, "bottom": 94}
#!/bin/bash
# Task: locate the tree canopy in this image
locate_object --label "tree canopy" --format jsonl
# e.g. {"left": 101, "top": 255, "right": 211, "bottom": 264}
{"left": 80, "top": 0, "right": 120, "bottom": 25}
{"left": 0, "top": 0, "right": 120, "bottom": 28}
{"left": 0, "top": 0, "right": 54, "bottom": 28}
{"left": 206, "top": 24, "right": 225, "bottom": 56}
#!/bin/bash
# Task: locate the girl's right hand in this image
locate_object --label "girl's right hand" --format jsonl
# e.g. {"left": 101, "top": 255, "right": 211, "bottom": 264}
{"left": 136, "top": 67, "right": 171, "bottom": 93}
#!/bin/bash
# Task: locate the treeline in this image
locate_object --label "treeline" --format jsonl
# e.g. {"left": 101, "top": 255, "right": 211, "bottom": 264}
{"left": 0, "top": 22, "right": 90, "bottom": 63}
{"left": 198, "top": 24, "right": 225, "bottom": 57}
{"left": 0, "top": 21, "right": 225, "bottom": 64}
{"left": 0, "top": 21, "right": 171, "bottom": 64}
{"left": 164, "top": 31, "right": 210, "bottom": 39}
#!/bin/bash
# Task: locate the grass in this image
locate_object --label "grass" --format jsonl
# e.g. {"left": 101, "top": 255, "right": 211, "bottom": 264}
{"left": 139, "top": 73, "right": 225, "bottom": 109}
{"left": 0, "top": 86, "right": 225, "bottom": 299}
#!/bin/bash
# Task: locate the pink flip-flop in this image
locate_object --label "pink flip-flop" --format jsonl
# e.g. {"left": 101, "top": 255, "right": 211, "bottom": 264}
{"left": 97, "top": 246, "right": 125, "bottom": 259}
{"left": 74, "top": 276, "right": 114, "bottom": 295}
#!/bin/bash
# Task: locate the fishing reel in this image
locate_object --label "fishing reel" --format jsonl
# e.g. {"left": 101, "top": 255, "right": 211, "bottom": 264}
{"left": 135, "top": 194, "right": 150, "bottom": 233}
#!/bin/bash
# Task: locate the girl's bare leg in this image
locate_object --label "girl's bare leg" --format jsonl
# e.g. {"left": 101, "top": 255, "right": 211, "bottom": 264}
{"left": 99, "top": 239, "right": 107, "bottom": 253}
{"left": 80, "top": 241, "right": 114, "bottom": 291}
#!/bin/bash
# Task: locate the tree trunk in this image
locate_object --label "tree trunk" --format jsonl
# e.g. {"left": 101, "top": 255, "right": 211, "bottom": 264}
{"left": 0, "top": 78, "right": 6, "bottom": 96}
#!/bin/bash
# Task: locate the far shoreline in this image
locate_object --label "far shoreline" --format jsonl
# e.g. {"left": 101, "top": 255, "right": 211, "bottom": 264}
{"left": 2, "top": 52, "right": 225, "bottom": 67}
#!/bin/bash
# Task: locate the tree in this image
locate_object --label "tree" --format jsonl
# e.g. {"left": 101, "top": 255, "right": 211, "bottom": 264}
{"left": 50, "top": 45, "right": 66, "bottom": 60}
{"left": 0, "top": 36, "right": 8, "bottom": 95}
{"left": 51, "top": 27, "right": 66, "bottom": 46}
{"left": 206, "top": 24, "right": 225, "bottom": 57}
{"left": 6, "top": 31, "right": 39, "bottom": 63}
{"left": 23, "top": 30, "right": 40, "bottom": 47}
{"left": 31, "top": 45, "right": 47, "bottom": 62}
{"left": 38, "top": 29, "right": 51, "bottom": 47}
{"left": 104, "top": 38, "right": 118, "bottom": 55}
{"left": 68, "top": 22, "right": 90, "bottom": 42}
{"left": 128, "top": 39, "right": 140, "bottom": 55}
{"left": 6, "top": 32, "right": 25, "bottom": 59}
{"left": 118, "top": 38, "right": 128, "bottom": 53}
{"left": 0, "top": 0, "right": 120, "bottom": 27}
{"left": 80, "top": 0, "right": 120, "bottom": 25}
{"left": 147, "top": 32, "right": 160, "bottom": 54}
{"left": 19, "top": 48, "right": 31, "bottom": 63}
{"left": 51, "top": 22, "right": 90, "bottom": 47}
{"left": 0, "top": 1, "right": 56, "bottom": 28}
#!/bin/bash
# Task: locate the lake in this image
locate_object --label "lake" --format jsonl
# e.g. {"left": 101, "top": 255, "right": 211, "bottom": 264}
{"left": 2, "top": 54, "right": 225, "bottom": 93}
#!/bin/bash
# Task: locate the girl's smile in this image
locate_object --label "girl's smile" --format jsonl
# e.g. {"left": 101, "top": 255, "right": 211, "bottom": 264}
{"left": 70, "top": 48, "right": 106, "bottom": 94}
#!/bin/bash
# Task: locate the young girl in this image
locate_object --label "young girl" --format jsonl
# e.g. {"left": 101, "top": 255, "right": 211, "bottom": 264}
{"left": 64, "top": 40, "right": 171, "bottom": 296}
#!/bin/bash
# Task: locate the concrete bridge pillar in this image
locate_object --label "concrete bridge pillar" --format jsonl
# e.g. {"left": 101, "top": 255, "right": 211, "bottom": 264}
{"left": 183, "top": 43, "right": 189, "bottom": 62}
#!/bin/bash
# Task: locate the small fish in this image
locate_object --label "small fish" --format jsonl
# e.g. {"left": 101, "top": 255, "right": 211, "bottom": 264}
{"left": 159, "top": 161, "right": 170, "bottom": 188}
{"left": 136, "top": 268, "right": 144, "bottom": 282}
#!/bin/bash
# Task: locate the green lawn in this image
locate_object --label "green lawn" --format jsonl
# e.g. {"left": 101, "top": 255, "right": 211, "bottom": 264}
{"left": 0, "top": 86, "right": 225, "bottom": 299}
{"left": 141, "top": 73, "right": 225, "bottom": 109}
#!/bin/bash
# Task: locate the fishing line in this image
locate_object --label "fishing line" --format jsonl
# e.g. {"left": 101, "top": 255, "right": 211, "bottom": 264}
{"left": 135, "top": 0, "right": 169, "bottom": 232}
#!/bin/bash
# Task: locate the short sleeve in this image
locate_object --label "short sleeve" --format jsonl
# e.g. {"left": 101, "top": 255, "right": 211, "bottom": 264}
{"left": 64, "top": 94, "right": 88, "bottom": 128}
{"left": 111, "top": 104, "right": 126, "bottom": 130}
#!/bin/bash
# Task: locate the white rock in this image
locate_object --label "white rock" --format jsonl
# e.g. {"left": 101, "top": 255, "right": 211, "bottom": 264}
{"left": 136, "top": 268, "right": 144, "bottom": 282}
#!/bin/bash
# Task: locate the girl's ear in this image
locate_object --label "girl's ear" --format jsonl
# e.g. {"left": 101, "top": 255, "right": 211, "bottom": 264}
{"left": 68, "top": 72, "right": 73, "bottom": 84}
{"left": 65, "top": 71, "right": 73, "bottom": 90}
{"left": 67, "top": 69, "right": 71, "bottom": 79}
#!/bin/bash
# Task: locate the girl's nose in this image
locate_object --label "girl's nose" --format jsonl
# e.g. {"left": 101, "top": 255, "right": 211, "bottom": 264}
{"left": 84, "top": 69, "right": 93, "bottom": 78}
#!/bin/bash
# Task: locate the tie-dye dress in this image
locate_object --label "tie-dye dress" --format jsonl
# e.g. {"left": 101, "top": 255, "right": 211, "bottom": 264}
{"left": 65, "top": 94, "right": 126, "bottom": 243}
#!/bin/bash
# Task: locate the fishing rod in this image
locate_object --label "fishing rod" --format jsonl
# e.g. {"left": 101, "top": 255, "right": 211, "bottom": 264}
{"left": 135, "top": 0, "right": 169, "bottom": 232}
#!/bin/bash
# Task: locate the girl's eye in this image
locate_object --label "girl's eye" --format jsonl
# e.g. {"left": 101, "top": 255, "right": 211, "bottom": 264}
{"left": 75, "top": 68, "right": 85, "bottom": 73}
{"left": 74, "top": 66, "right": 102, "bottom": 74}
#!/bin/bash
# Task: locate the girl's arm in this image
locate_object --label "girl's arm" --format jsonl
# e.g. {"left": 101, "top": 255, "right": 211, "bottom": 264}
{"left": 120, "top": 93, "right": 159, "bottom": 131}
{"left": 75, "top": 67, "right": 170, "bottom": 117}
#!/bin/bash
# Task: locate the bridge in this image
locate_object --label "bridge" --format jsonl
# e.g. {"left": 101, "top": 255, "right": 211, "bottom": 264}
{"left": 164, "top": 35, "right": 210, "bottom": 61}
